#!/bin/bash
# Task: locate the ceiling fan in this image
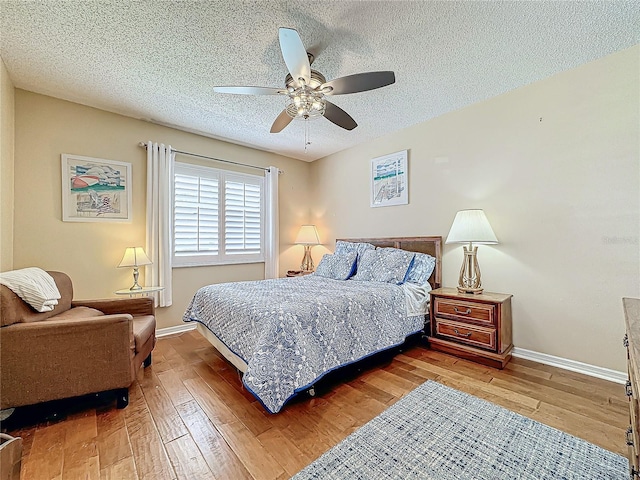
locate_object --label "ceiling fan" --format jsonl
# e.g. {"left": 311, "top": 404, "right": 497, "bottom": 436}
{"left": 213, "top": 27, "right": 396, "bottom": 134}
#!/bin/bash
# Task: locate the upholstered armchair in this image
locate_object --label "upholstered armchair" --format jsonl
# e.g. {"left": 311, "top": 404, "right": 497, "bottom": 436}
{"left": 0, "top": 271, "right": 156, "bottom": 410}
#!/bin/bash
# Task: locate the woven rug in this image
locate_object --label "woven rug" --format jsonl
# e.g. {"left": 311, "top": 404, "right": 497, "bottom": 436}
{"left": 292, "top": 381, "right": 627, "bottom": 479}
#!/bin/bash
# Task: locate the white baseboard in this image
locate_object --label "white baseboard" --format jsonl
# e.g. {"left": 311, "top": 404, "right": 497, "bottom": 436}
{"left": 156, "top": 323, "right": 197, "bottom": 338}
{"left": 512, "top": 347, "right": 627, "bottom": 384}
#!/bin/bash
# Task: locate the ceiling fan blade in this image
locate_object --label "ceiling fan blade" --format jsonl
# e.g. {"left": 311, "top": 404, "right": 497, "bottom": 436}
{"left": 270, "top": 110, "right": 294, "bottom": 133}
{"left": 213, "top": 86, "right": 285, "bottom": 95}
{"left": 323, "top": 101, "right": 357, "bottom": 130}
{"left": 279, "top": 28, "right": 310, "bottom": 86}
{"left": 322, "top": 71, "right": 395, "bottom": 95}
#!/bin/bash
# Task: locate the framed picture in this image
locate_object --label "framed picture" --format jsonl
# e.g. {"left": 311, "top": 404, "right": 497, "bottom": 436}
{"left": 61, "top": 154, "right": 132, "bottom": 222}
{"left": 370, "top": 150, "right": 408, "bottom": 207}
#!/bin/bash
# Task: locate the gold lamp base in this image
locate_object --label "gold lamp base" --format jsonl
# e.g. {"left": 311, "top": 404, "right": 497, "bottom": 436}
{"left": 300, "top": 245, "right": 315, "bottom": 272}
{"left": 457, "top": 244, "right": 484, "bottom": 295}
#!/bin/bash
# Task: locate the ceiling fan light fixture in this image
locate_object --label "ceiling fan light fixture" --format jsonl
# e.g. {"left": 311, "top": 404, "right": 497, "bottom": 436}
{"left": 285, "top": 86, "right": 326, "bottom": 120}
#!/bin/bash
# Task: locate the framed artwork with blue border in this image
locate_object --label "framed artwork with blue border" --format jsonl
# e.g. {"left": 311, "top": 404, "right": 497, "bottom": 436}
{"left": 370, "top": 150, "right": 408, "bottom": 207}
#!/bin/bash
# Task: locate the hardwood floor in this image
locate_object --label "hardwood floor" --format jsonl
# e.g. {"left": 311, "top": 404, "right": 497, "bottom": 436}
{"left": 3, "top": 329, "right": 628, "bottom": 479}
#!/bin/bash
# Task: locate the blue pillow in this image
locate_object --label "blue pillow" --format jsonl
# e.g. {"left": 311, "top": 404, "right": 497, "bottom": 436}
{"left": 315, "top": 252, "right": 357, "bottom": 280}
{"left": 351, "top": 248, "right": 415, "bottom": 284}
{"left": 406, "top": 252, "right": 436, "bottom": 285}
{"left": 334, "top": 241, "right": 375, "bottom": 270}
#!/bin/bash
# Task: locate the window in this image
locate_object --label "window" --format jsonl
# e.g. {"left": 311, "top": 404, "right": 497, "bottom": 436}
{"left": 173, "top": 163, "right": 264, "bottom": 267}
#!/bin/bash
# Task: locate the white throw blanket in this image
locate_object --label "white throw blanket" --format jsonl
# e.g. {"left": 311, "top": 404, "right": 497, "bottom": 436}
{"left": 0, "top": 267, "right": 61, "bottom": 312}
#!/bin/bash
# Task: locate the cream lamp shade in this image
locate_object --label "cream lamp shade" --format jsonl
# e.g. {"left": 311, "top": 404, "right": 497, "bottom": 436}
{"left": 294, "top": 225, "right": 320, "bottom": 245}
{"left": 445, "top": 210, "right": 498, "bottom": 294}
{"left": 445, "top": 209, "right": 498, "bottom": 245}
{"left": 294, "top": 225, "right": 320, "bottom": 272}
{"left": 118, "top": 247, "right": 152, "bottom": 291}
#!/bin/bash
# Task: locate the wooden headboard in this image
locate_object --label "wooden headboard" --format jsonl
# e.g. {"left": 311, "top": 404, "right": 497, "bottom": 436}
{"left": 336, "top": 236, "right": 442, "bottom": 289}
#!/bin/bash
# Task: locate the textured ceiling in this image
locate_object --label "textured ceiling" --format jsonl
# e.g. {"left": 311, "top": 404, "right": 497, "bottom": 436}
{"left": 1, "top": 1, "right": 638, "bottom": 161}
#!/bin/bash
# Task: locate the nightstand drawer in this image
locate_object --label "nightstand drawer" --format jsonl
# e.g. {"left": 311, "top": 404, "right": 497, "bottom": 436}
{"left": 434, "top": 298, "right": 495, "bottom": 326}
{"left": 435, "top": 319, "right": 496, "bottom": 351}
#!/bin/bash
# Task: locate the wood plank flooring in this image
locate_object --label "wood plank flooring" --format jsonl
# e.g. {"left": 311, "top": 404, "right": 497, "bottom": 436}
{"left": 3, "top": 330, "right": 628, "bottom": 479}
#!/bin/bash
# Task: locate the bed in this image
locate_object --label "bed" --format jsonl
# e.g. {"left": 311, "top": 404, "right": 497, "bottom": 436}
{"left": 183, "top": 236, "right": 442, "bottom": 413}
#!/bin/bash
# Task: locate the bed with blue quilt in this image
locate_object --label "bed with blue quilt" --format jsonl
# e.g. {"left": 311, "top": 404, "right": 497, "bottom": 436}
{"left": 183, "top": 236, "right": 442, "bottom": 413}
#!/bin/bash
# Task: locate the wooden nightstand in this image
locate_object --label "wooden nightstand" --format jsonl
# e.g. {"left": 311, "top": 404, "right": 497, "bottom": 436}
{"left": 429, "top": 287, "right": 513, "bottom": 369}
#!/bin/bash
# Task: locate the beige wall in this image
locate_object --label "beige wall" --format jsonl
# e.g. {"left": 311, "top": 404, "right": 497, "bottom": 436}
{"left": 13, "top": 90, "right": 311, "bottom": 329}
{"left": 0, "top": 58, "right": 15, "bottom": 271}
{"left": 310, "top": 46, "right": 640, "bottom": 372}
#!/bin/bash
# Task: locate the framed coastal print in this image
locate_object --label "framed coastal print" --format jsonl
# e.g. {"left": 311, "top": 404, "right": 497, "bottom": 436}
{"left": 61, "top": 154, "right": 132, "bottom": 222}
{"left": 370, "top": 150, "right": 408, "bottom": 207}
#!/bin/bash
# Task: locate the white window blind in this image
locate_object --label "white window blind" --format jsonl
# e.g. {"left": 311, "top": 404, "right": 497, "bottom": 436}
{"left": 173, "top": 163, "right": 264, "bottom": 267}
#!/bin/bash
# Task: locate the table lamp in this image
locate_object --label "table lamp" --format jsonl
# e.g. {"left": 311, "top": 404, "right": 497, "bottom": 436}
{"left": 118, "top": 247, "right": 152, "bottom": 290}
{"left": 295, "top": 225, "right": 320, "bottom": 272}
{"left": 445, "top": 209, "right": 498, "bottom": 294}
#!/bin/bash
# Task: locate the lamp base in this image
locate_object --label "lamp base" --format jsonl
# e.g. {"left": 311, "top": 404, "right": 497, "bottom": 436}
{"left": 300, "top": 245, "right": 315, "bottom": 272}
{"left": 129, "top": 267, "right": 143, "bottom": 291}
{"left": 457, "top": 244, "right": 484, "bottom": 295}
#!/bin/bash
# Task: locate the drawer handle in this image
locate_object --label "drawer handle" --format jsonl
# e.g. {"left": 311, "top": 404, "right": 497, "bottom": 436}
{"left": 624, "top": 334, "right": 629, "bottom": 348}
{"left": 627, "top": 426, "right": 634, "bottom": 446}
{"left": 627, "top": 380, "right": 633, "bottom": 397}
{"left": 454, "top": 328, "right": 472, "bottom": 338}
{"left": 454, "top": 306, "right": 472, "bottom": 315}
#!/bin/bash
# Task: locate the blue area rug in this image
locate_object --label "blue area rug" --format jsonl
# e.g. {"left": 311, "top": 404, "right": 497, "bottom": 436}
{"left": 292, "top": 381, "right": 627, "bottom": 479}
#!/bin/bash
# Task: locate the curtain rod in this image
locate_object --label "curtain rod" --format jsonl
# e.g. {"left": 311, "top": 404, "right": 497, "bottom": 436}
{"left": 138, "top": 142, "right": 283, "bottom": 174}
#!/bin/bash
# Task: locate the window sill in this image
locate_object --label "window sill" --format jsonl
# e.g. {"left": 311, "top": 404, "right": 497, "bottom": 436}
{"left": 172, "top": 258, "right": 265, "bottom": 268}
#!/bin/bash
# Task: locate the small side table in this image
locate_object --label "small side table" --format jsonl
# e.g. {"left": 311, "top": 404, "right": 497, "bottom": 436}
{"left": 115, "top": 286, "right": 164, "bottom": 297}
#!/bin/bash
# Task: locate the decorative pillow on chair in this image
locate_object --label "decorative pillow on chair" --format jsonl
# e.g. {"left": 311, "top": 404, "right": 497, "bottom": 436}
{"left": 406, "top": 252, "right": 437, "bottom": 285}
{"left": 334, "top": 241, "right": 376, "bottom": 271}
{"left": 315, "top": 252, "right": 358, "bottom": 280}
{"left": 351, "top": 248, "right": 415, "bottom": 284}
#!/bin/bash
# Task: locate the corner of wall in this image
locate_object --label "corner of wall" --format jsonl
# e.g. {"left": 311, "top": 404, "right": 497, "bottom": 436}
{"left": 0, "top": 57, "right": 15, "bottom": 271}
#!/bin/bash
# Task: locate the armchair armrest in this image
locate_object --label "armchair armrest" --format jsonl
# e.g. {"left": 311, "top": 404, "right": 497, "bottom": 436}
{"left": 72, "top": 297, "right": 155, "bottom": 317}
{"left": 0, "top": 314, "right": 136, "bottom": 409}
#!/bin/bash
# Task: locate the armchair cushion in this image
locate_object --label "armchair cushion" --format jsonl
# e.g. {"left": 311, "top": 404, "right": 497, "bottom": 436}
{"left": 53, "top": 307, "right": 104, "bottom": 321}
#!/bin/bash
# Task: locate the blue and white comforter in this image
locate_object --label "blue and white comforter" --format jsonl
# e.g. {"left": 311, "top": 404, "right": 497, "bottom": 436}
{"left": 183, "top": 275, "right": 424, "bottom": 413}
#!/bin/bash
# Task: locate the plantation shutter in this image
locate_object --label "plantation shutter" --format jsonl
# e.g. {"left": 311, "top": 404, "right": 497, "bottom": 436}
{"left": 174, "top": 168, "right": 219, "bottom": 257}
{"left": 225, "top": 177, "right": 262, "bottom": 255}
